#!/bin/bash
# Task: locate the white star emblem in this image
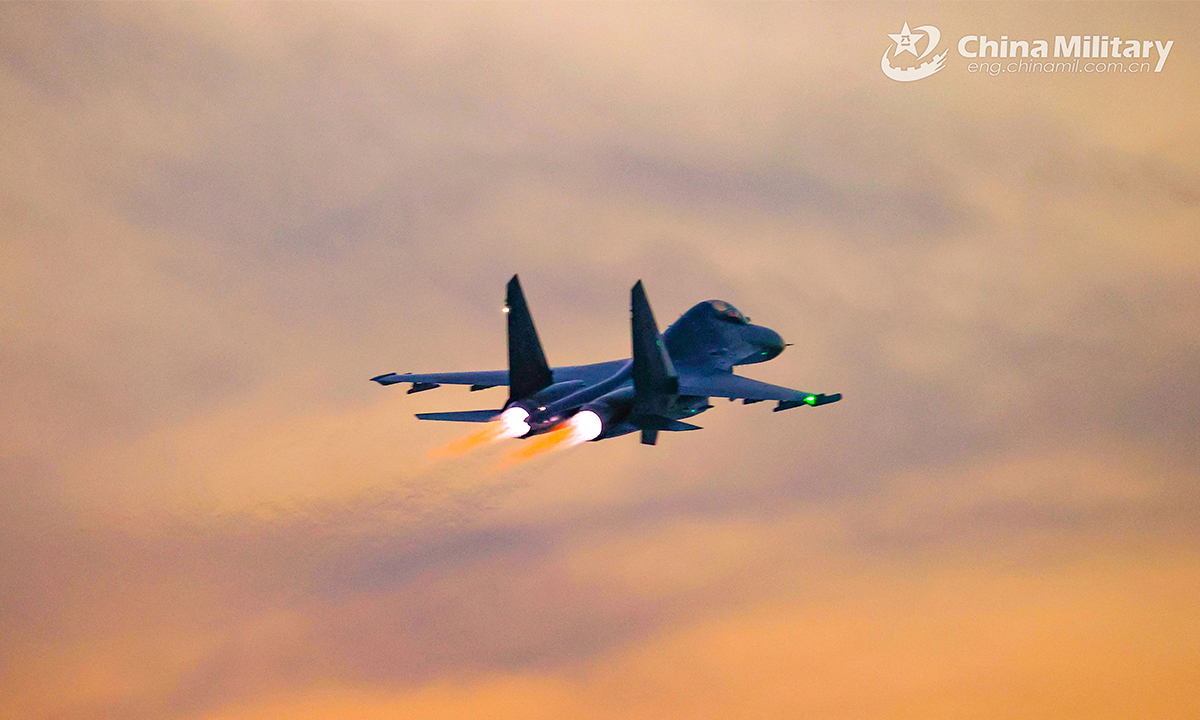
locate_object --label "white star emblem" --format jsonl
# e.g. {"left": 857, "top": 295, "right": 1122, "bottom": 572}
{"left": 888, "top": 22, "right": 924, "bottom": 57}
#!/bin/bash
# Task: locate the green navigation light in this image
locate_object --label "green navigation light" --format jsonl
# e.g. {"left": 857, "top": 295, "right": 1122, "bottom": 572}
{"left": 805, "top": 395, "right": 817, "bottom": 405}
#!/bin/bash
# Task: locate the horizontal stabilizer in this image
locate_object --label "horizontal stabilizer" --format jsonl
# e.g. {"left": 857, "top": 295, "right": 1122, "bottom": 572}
{"left": 637, "top": 416, "right": 702, "bottom": 445}
{"left": 415, "top": 409, "right": 503, "bottom": 422}
{"left": 632, "top": 415, "right": 702, "bottom": 432}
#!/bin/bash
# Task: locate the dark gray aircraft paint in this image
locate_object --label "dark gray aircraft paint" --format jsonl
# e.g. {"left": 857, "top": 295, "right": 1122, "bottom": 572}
{"left": 372, "top": 275, "right": 841, "bottom": 445}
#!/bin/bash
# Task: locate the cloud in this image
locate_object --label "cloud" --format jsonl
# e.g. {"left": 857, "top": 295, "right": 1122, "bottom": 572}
{"left": 2, "top": 2, "right": 1199, "bottom": 719}
{"left": 6, "top": 430, "right": 1195, "bottom": 719}
{"left": 20, "top": 500, "right": 1194, "bottom": 720}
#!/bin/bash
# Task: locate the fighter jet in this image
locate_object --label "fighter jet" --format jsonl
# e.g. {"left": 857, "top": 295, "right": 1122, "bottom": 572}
{"left": 371, "top": 275, "right": 841, "bottom": 446}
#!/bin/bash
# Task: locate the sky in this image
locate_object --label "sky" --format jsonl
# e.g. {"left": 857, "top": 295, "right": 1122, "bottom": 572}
{"left": 2, "top": 2, "right": 1198, "bottom": 718}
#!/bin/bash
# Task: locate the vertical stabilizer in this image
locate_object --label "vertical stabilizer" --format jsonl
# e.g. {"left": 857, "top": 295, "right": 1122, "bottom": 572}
{"left": 630, "top": 281, "right": 679, "bottom": 412}
{"left": 506, "top": 275, "right": 553, "bottom": 402}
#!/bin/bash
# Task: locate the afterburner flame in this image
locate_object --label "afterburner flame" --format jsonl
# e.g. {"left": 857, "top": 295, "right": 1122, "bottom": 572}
{"left": 497, "top": 407, "right": 531, "bottom": 438}
{"left": 428, "top": 407, "right": 530, "bottom": 459}
{"left": 495, "top": 410, "right": 603, "bottom": 469}
{"left": 567, "top": 410, "right": 604, "bottom": 444}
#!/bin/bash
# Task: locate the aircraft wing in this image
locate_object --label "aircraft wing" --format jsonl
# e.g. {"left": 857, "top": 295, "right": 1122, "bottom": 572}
{"left": 678, "top": 372, "right": 842, "bottom": 410}
{"left": 371, "top": 369, "right": 508, "bottom": 390}
{"left": 371, "top": 359, "right": 629, "bottom": 392}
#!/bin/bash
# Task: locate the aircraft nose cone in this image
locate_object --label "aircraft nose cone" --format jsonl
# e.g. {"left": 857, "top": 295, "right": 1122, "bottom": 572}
{"left": 761, "top": 328, "right": 785, "bottom": 360}
{"left": 738, "top": 325, "right": 786, "bottom": 365}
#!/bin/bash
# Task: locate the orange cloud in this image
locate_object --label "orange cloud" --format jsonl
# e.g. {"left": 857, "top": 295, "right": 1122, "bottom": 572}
{"left": 143, "top": 548, "right": 1200, "bottom": 720}
{"left": 3, "top": 3, "right": 1199, "bottom": 720}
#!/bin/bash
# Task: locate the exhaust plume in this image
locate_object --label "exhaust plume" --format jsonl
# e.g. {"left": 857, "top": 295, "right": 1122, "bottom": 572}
{"left": 495, "top": 410, "right": 603, "bottom": 469}
{"left": 428, "top": 407, "right": 530, "bottom": 459}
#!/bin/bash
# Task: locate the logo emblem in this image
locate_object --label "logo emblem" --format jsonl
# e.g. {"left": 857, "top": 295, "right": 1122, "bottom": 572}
{"left": 881, "top": 22, "right": 947, "bottom": 82}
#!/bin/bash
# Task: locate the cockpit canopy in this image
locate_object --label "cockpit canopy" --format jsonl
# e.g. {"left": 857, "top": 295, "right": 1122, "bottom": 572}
{"left": 707, "top": 300, "right": 750, "bottom": 324}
